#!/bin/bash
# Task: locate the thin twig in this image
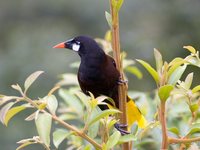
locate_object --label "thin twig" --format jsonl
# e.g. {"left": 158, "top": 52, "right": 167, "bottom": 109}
{"left": 169, "top": 136, "right": 200, "bottom": 144}
{"left": 109, "top": 0, "right": 129, "bottom": 149}
{"left": 159, "top": 101, "right": 168, "bottom": 149}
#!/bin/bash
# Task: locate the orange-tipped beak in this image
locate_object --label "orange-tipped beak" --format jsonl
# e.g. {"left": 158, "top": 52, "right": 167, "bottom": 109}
{"left": 53, "top": 42, "right": 65, "bottom": 48}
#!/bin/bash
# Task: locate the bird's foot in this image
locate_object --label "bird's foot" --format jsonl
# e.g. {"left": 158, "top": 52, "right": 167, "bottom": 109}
{"left": 117, "top": 78, "right": 128, "bottom": 85}
{"left": 114, "top": 123, "right": 130, "bottom": 135}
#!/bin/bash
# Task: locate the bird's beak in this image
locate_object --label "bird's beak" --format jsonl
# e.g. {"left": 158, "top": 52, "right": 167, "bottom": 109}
{"left": 53, "top": 42, "right": 66, "bottom": 48}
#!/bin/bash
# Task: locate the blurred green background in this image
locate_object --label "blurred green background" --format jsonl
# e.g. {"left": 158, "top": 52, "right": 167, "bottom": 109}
{"left": 0, "top": 0, "right": 200, "bottom": 149}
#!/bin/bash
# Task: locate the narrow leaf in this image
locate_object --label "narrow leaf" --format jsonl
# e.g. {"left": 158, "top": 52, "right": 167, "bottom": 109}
{"left": 16, "top": 142, "right": 35, "bottom": 150}
{"left": 168, "top": 65, "right": 187, "bottom": 85}
{"left": 137, "top": 59, "right": 159, "bottom": 84}
{"left": 105, "top": 11, "right": 112, "bottom": 28}
{"left": 4, "top": 106, "right": 26, "bottom": 126}
{"left": 125, "top": 66, "right": 143, "bottom": 79}
{"left": 88, "top": 109, "right": 120, "bottom": 127}
{"left": 192, "top": 85, "right": 200, "bottom": 93}
{"left": 106, "top": 131, "right": 121, "bottom": 149}
{"left": 116, "top": 0, "right": 124, "bottom": 11}
{"left": 168, "top": 127, "right": 180, "bottom": 136}
{"left": 184, "top": 73, "right": 193, "bottom": 89}
{"left": 24, "top": 71, "right": 44, "bottom": 92}
{"left": 53, "top": 129, "right": 71, "bottom": 148}
{"left": 158, "top": 85, "right": 174, "bottom": 102}
{"left": 183, "top": 46, "right": 196, "bottom": 54}
{"left": 154, "top": 48, "right": 163, "bottom": 72}
{"left": 190, "top": 104, "right": 199, "bottom": 113}
{"left": 35, "top": 112, "right": 52, "bottom": 147}
{"left": 118, "top": 134, "right": 136, "bottom": 144}
{"left": 0, "top": 102, "right": 15, "bottom": 124}
{"left": 46, "top": 95, "right": 58, "bottom": 115}
{"left": 186, "top": 128, "right": 200, "bottom": 136}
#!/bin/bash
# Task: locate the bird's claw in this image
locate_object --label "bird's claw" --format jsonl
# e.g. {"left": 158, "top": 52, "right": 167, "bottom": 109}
{"left": 114, "top": 123, "right": 130, "bottom": 135}
{"left": 117, "top": 78, "right": 128, "bottom": 85}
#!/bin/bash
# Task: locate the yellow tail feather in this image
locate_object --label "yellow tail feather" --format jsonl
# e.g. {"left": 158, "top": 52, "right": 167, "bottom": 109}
{"left": 127, "top": 96, "right": 147, "bottom": 130}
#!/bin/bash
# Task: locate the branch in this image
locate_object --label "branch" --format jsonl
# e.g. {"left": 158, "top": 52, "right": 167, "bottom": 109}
{"left": 159, "top": 101, "right": 168, "bottom": 149}
{"left": 109, "top": 0, "right": 129, "bottom": 150}
{"left": 169, "top": 137, "right": 200, "bottom": 144}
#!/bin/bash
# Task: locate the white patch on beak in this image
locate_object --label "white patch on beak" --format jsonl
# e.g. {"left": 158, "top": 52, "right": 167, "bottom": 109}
{"left": 72, "top": 43, "right": 80, "bottom": 51}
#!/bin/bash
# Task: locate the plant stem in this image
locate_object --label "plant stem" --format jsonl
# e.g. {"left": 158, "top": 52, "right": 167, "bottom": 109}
{"left": 51, "top": 114, "right": 102, "bottom": 149}
{"left": 168, "top": 137, "right": 200, "bottom": 144}
{"left": 160, "top": 101, "right": 168, "bottom": 149}
{"left": 109, "top": 1, "right": 129, "bottom": 150}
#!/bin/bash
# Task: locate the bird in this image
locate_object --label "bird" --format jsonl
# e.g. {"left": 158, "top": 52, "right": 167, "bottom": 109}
{"left": 53, "top": 36, "right": 146, "bottom": 134}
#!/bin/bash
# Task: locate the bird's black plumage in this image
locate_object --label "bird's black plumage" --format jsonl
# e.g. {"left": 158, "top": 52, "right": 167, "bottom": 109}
{"left": 54, "top": 36, "right": 130, "bottom": 134}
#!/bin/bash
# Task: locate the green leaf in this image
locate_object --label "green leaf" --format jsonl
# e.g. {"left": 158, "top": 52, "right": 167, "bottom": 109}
{"left": 88, "top": 109, "right": 120, "bottom": 127}
{"left": 168, "top": 65, "right": 187, "bottom": 85}
{"left": 192, "top": 85, "right": 200, "bottom": 93}
{"left": 189, "top": 104, "right": 199, "bottom": 113}
{"left": 0, "top": 96, "right": 19, "bottom": 106}
{"left": 16, "top": 142, "right": 35, "bottom": 150}
{"left": 118, "top": 134, "right": 136, "bottom": 144}
{"left": 137, "top": 59, "right": 159, "bottom": 84}
{"left": 59, "top": 89, "right": 83, "bottom": 114}
{"left": 11, "top": 84, "right": 23, "bottom": 94}
{"left": 24, "top": 71, "right": 44, "bottom": 92}
{"left": 154, "top": 48, "right": 163, "bottom": 72}
{"left": 186, "top": 127, "right": 200, "bottom": 136}
{"left": 105, "top": 11, "right": 112, "bottom": 28}
{"left": 158, "top": 85, "right": 174, "bottom": 102}
{"left": 125, "top": 66, "right": 143, "bottom": 79}
{"left": 168, "top": 59, "right": 186, "bottom": 76}
{"left": 0, "top": 102, "right": 15, "bottom": 124}
{"left": 106, "top": 131, "right": 121, "bottom": 149}
{"left": 116, "top": 0, "right": 124, "bottom": 12}
{"left": 35, "top": 112, "right": 52, "bottom": 147}
{"left": 168, "top": 127, "right": 180, "bottom": 136}
{"left": 4, "top": 106, "right": 26, "bottom": 126}
{"left": 84, "top": 145, "right": 91, "bottom": 150}
{"left": 53, "top": 129, "right": 71, "bottom": 148}
{"left": 184, "top": 73, "right": 193, "bottom": 89}
{"left": 183, "top": 46, "right": 196, "bottom": 54}
{"left": 46, "top": 95, "right": 58, "bottom": 115}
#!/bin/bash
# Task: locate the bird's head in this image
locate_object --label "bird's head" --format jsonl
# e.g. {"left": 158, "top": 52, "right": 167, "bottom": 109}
{"left": 53, "top": 36, "right": 104, "bottom": 57}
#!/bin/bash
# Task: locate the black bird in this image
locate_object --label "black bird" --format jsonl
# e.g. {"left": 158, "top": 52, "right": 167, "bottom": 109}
{"left": 53, "top": 36, "right": 146, "bottom": 134}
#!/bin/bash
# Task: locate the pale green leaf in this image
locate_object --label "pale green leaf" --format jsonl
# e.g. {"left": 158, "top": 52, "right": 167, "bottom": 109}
{"left": 105, "top": 11, "right": 112, "bottom": 28}
{"left": 5, "top": 106, "right": 26, "bottom": 126}
{"left": 88, "top": 109, "right": 120, "bottom": 127}
{"left": 24, "top": 71, "right": 44, "bottom": 92}
{"left": 186, "top": 127, "right": 200, "bottom": 136}
{"left": 168, "top": 59, "right": 186, "bottom": 76}
{"left": 118, "top": 134, "right": 136, "bottom": 144}
{"left": 183, "top": 46, "right": 196, "bottom": 54}
{"left": 0, "top": 96, "right": 18, "bottom": 106}
{"left": 168, "top": 65, "right": 187, "bottom": 85}
{"left": 184, "top": 73, "right": 193, "bottom": 89}
{"left": 57, "top": 73, "right": 78, "bottom": 86}
{"left": 0, "top": 102, "right": 15, "bottom": 124}
{"left": 125, "top": 66, "right": 143, "bottom": 79}
{"left": 137, "top": 59, "right": 159, "bottom": 84}
{"left": 59, "top": 89, "right": 83, "bottom": 114}
{"left": 53, "top": 129, "right": 71, "bottom": 148}
{"left": 189, "top": 104, "right": 199, "bottom": 113}
{"left": 192, "top": 85, "right": 200, "bottom": 93}
{"left": 46, "top": 95, "right": 58, "bottom": 115}
{"left": 35, "top": 112, "right": 52, "bottom": 147}
{"left": 158, "top": 85, "right": 174, "bottom": 102}
{"left": 116, "top": 0, "right": 124, "bottom": 12}
{"left": 168, "top": 127, "right": 180, "bottom": 136}
{"left": 16, "top": 142, "right": 35, "bottom": 150}
{"left": 11, "top": 84, "right": 23, "bottom": 94}
{"left": 84, "top": 145, "right": 91, "bottom": 150}
{"left": 75, "top": 91, "right": 90, "bottom": 110}
{"left": 106, "top": 131, "right": 121, "bottom": 149}
{"left": 154, "top": 48, "right": 163, "bottom": 72}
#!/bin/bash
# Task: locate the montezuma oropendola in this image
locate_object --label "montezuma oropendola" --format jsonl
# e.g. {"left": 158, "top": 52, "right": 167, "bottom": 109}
{"left": 53, "top": 36, "right": 146, "bottom": 134}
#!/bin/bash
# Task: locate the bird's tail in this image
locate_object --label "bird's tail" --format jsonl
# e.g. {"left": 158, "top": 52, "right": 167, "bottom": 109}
{"left": 126, "top": 96, "right": 147, "bottom": 130}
